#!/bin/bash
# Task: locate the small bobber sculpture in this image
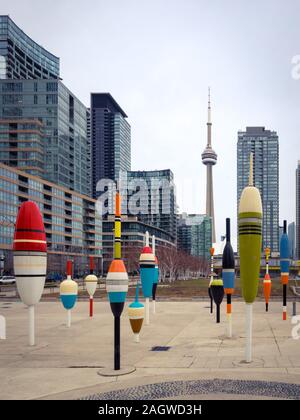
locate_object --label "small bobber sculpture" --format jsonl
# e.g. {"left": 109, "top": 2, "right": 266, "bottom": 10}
{"left": 208, "top": 247, "right": 215, "bottom": 314}
{"left": 280, "top": 221, "right": 290, "bottom": 321}
{"left": 13, "top": 201, "right": 47, "bottom": 346}
{"left": 106, "top": 191, "right": 128, "bottom": 371}
{"left": 60, "top": 260, "right": 78, "bottom": 327}
{"left": 263, "top": 247, "right": 271, "bottom": 312}
{"left": 152, "top": 235, "right": 159, "bottom": 314}
{"left": 128, "top": 282, "right": 144, "bottom": 342}
{"left": 85, "top": 256, "right": 98, "bottom": 317}
{"left": 239, "top": 153, "right": 262, "bottom": 362}
{"left": 210, "top": 278, "right": 224, "bottom": 323}
{"left": 222, "top": 218, "right": 235, "bottom": 337}
{"left": 139, "top": 231, "right": 155, "bottom": 325}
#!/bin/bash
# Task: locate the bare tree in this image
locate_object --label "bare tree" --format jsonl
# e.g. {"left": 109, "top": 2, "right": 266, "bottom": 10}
{"left": 156, "top": 245, "right": 209, "bottom": 283}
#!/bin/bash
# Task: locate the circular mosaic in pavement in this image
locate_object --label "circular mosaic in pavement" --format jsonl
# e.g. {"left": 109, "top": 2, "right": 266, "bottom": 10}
{"left": 81, "top": 379, "right": 300, "bottom": 400}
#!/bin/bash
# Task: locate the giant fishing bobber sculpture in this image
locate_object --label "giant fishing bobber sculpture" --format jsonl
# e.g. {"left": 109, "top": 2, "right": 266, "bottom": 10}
{"left": 60, "top": 260, "right": 78, "bottom": 327}
{"left": 84, "top": 256, "right": 98, "bottom": 317}
{"left": 208, "top": 247, "right": 215, "bottom": 314}
{"left": 238, "top": 153, "right": 262, "bottom": 363}
{"left": 139, "top": 231, "right": 155, "bottom": 325}
{"left": 222, "top": 218, "right": 235, "bottom": 337}
{"left": 13, "top": 201, "right": 47, "bottom": 346}
{"left": 128, "top": 282, "right": 144, "bottom": 342}
{"left": 210, "top": 277, "right": 224, "bottom": 324}
{"left": 280, "top": 221, "right": 290, "bottom": 321}
{"left": 106, "top": 191, "right": 128, "bottom": 371}
{"left": 152, "top": 235, "right": 159, "bottom": 314}
{"left": 263, "top": 247, "right": 271, "bottom": 312}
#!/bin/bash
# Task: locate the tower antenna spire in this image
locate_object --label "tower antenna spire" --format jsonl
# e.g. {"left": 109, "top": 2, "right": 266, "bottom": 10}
{"left": 207, "top": 87, "right": 212, "bottom": 140}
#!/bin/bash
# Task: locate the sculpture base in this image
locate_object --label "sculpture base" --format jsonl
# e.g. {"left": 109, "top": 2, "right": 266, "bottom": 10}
{"left": 233, "top": 358, "right": 263, "bottom": 367}
{"left": 97, "top": 365, "right": 136, "bottom": 377}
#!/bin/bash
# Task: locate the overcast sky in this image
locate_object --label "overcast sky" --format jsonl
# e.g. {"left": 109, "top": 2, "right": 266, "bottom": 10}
{"left": 4, "top": 0, "right": 300, "bottom": 249}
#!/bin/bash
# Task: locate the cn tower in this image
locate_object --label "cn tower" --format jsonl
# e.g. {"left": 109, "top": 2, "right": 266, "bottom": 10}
{"left": 201, "top": 88, "right": 217, "bottom": 244}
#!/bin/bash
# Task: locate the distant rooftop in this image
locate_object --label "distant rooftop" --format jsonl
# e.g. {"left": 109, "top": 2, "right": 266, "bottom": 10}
{"left": 0, "top": 15, "right": 60, "bottom": 63}
{"left": 91, "top": 93, "right": 128, "bottom": 118}
{"left": 238, "top": 126, "right": 277, "bottom": 136}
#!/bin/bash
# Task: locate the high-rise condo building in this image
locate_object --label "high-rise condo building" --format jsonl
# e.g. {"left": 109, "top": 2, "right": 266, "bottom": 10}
{"left": 0, "top": 163, "right": 101, "bottom": 276}
{"left": 0, "top": 118, "right": 44, "bottom": 176}
{"left": 0, "top": 15, "right": 59, "bottom": 79}
{"left": 237, "top": 126, "right": 279, "bottom": 252}
{"left": 86, "top": 107, "right": 92, "bottom": 188}
{"left": 91, "top": 93, "right": 131, "bottom": 198}
{"left": 0, "top": 79, "right": 90, "bottom": 196}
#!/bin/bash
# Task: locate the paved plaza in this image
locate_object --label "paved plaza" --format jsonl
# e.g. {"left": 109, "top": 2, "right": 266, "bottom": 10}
{"left": 0, "top": 300, "right": 299, "bottom": 400}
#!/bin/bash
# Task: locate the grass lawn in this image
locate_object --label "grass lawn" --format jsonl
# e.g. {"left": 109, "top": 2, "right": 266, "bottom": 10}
{"left": 135, "top": 277, "right": 291, "bottom": 300}
{"left": 43, "top": 276, "right": 297, "bottom": 301}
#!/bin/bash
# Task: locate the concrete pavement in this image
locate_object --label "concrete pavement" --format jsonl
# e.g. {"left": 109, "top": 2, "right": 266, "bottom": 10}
{"left": 0, "top": 300, "right": 299, "bottom": 399}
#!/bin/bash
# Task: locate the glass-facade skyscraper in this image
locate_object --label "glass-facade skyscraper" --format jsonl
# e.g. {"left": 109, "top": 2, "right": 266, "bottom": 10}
{"left": 177, "top": 213, "right": 212, "bottom": 260}
{"left": 0, "top": 79, "right": 90, "bottom": 196}
{"left": 237, "top": 127, "right": 279, "bottom": 252}
{"left": 0, "top": 15, "right": 59, "bottom": 79}
{"left": 0, "top": 118, "right": 44, "bottom": 176}
{"left": 91, "top": 93, "right": 131, "bottom": 198}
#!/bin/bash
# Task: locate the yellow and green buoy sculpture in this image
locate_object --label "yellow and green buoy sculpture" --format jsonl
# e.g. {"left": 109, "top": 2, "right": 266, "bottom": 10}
{"left": 238, "top": 153, "right": 262, "bottom": 363}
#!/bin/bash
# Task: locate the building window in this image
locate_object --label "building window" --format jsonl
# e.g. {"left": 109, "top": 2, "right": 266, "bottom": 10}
{"left": 46, "top": 94, "right": 58, "bottom": 105}
{"left": 46, "top": 82, "right": 57, "bottom": 92}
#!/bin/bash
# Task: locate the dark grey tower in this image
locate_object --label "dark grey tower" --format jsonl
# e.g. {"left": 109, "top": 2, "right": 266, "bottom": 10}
{"left": 201, "top": 89, "right": 217, "bottom": 244}
{"left": 91, "top": 93, "right": 131, "bottom": 198}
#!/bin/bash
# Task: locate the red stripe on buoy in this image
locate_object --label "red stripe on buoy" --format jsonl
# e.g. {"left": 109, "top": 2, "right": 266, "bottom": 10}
{"left": 13, "top": 201, "right": 46, "bottom": 253}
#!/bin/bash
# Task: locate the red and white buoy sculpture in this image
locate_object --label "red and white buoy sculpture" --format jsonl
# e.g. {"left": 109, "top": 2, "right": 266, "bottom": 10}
{"left": 13, "top": 201, "right": 47, "bottom": 346}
